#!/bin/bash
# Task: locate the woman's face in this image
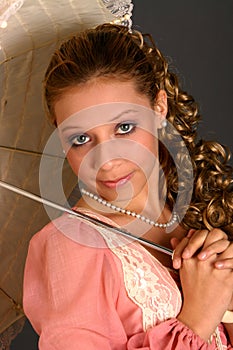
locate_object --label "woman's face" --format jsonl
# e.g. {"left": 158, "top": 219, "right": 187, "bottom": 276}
{"left": 55, "top": 79, "right": 167, "bottom": 205}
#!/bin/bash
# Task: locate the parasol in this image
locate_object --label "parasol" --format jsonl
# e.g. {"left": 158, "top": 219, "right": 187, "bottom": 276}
{"left": 0, "top": 0, "right": 133, "bottom": 348}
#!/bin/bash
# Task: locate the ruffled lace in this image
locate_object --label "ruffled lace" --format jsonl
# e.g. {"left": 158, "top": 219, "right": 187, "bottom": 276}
{"left": 0, "top": 0, "right": 24, "bottom": 26}
{"left": 0, "top": 317, "right": 25, "bottom": 350}
{"left": 94, "top": 225, "right": 182, "bottom": 331}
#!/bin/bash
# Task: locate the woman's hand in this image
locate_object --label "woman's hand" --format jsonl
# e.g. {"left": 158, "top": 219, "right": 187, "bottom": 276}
{"left": 171, "top": 228, "right": 233, "bottom": 322}
{"left": 214, "top": 242, "right": 233, "bottom": 311}
{"left": 177, "top": 252, "right": 233, "bottom": 341}
{"left": 171, "top": 228, "right": 231, "bottom": 270}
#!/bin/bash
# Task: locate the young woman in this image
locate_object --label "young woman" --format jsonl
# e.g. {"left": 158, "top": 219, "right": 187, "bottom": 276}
{"left": 23, "top": 23, "right": 233, "bottom": 349}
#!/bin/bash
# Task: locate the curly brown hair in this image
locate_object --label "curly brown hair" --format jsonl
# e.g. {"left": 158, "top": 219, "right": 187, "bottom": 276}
{"left": 43, "top": 23, "right": 233, "bottom": 237}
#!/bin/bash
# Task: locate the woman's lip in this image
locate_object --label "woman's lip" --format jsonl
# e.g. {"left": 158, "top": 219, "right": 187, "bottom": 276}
{"left": 100, "top": 173, "right": 134, "bottom": 188}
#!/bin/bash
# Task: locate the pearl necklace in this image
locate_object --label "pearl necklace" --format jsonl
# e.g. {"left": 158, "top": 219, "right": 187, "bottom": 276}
{"left": 81, "top": 188, "right": 178, "bottom": 228}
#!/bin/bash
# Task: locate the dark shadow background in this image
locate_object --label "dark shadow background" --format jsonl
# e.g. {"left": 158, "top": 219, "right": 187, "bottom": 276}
{"left": 10, "top": 0, "right": 233, "bottom": 349}
{"left": 132, "top": 0, "right": 233, "bottom": 153}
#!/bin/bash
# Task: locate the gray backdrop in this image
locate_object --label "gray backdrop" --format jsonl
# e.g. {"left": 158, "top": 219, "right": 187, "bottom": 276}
{"left": 11, "top": 0, "right": 233, "bottom": 349}
{"left": 133, "top": 0, "right": 233, "bottom": 153}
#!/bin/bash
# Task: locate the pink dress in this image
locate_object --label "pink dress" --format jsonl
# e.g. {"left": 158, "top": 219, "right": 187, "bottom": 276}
{"left": 23, "top": 209, "right": 232, "bottom": 349}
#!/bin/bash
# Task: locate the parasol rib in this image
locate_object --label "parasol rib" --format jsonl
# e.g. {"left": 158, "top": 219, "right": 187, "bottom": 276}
{"left": 0, "top": 287, "right": 23, "bottom": 314}
{"left": 0, "top": 180, "right": 173, "bottom": 256}
{"left": 0, "top": 145, "right": 63, "bottom": 159}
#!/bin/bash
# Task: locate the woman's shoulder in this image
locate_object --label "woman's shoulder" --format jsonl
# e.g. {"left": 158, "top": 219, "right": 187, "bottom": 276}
{"left": 25, "top": 211, "right": 122, "bottom": 289}
{"left": 29, "top": 210, "right": 111, "bottom": 253}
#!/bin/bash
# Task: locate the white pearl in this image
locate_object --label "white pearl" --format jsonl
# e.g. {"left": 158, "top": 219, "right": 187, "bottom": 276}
{"left": 80, "top": 188, "right": 178, "bottom": 229}
{"left": 0, "top": 21, "right": 8, "bottom": 29}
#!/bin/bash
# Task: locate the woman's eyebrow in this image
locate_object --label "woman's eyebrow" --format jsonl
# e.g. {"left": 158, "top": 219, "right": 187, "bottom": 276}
{"left": 60, "top": 125, "right": 84, "bottom": 133}
{"left": 60, "top": 109, "right": 139, "bottom": 132}
{"left": 109, "top": 109, "right": 139, "bottom": 122}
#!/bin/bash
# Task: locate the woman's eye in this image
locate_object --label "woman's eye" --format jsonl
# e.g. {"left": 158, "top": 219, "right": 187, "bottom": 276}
{"left": 116, "top": 122, "right": 136, "bottom": 135}
{"left": 69, "top": 134, "right": 90, "bottom": 147}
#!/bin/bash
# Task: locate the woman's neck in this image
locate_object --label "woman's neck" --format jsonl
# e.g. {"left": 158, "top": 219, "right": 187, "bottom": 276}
{"left": 76, "top": 192, "right": 187, "bottom": 269}
{"left": 77, "top": 193, "right": 186, "bottom": 242}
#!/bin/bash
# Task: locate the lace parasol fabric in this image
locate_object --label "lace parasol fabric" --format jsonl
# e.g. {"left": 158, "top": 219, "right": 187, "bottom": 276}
{"left": 0, "top": 0, "right": 134, "bottom": 30}
{"left": 101, "top": 0, "right": 133, "bottom": 29}
{"left": 0, "top": 318, "right": 25, "bottom": 350}
{"left": 0, "top": 0, "right": 25, "bottom": 28}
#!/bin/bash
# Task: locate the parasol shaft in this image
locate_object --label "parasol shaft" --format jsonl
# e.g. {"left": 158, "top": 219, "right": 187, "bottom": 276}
{"left": 0, "top": 180, "right": 173, "bottom": 256}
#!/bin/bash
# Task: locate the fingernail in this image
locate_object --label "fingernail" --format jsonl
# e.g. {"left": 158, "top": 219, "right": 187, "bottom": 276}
{"left": 173, "top": 259, "right": 180, "bottom": 269}
{"left": 187, "top": 229, "right": 195, "bottom": 238}
{"left": 182, "top": 249, "right": 191, "bottom": 258}
{"left": 198, "top": 252, "right": 207, "bottom": 260}
{"left": 215, "top": 261, "right": 224, "bottom": 269}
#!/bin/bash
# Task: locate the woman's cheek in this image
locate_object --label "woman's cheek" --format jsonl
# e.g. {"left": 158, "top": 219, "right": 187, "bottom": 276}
{"left": 66, "top": 152, "right": 81, "bottom": 176}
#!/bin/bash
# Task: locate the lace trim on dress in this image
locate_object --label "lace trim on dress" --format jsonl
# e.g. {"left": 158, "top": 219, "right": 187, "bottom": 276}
{"left": 99, "top": 227, "right": 182, "bottom": 331}
{"left": 208, "top": 327, "right": 226, "bottom": 350}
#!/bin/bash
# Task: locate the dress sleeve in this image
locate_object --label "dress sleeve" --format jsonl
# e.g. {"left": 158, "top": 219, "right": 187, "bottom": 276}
{"left": 127, "top": 320, "right": 233, "bottom": 349}
{"left": 23, "top": 219, "right": 128, "bottom": 350}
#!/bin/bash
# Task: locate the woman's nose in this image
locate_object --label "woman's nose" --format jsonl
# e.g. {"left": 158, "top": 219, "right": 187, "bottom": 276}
{"left": 93, "top": 139, "right": 122, "bottom": 171}
{"left": 100, "top": 159, "right": 122, "bottom": 171}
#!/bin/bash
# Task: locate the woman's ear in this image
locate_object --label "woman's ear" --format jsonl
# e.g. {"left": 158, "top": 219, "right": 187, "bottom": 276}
{"left": 154, "top": 89, "right": 167, "bottom": 118}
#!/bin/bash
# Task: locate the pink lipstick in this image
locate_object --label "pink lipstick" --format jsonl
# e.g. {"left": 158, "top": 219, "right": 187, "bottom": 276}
{"left": 101, "top": 172, "right": 133, "bottom": 188}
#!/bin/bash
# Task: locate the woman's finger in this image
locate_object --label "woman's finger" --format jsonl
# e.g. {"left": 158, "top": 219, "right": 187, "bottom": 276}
{"left": 172, "top": 237, "right": 190, "bottom": 269}
{"left": 202, "top": 228, "right": 228, "bottom": 247}
{"left": 170, "top": 237, "right": 180, "bottom": 250}
{"left": 182, "top": 228, "right": 229, "bottom": 260}
{"left": 214, "top": 242, "right": 233, "bottom": 269}
{"left": 215, "top": 258, "right": 233, "bottom": 270}
{"left": 172, "top": 228, "right": 230, "bottom": 269}
{"left": 197, "top": 239, "right": 230, "bottom": 260}
{"left": 181, "top": 229, "right": 209, "bottom": 259}
{"left": 197, "top": 228, "right": 229, "bottom": 260}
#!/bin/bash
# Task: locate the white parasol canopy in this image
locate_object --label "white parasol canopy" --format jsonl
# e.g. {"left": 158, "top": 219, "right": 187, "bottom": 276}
{"left": 0, "top": 0, "right": 133, "bottom": 345}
